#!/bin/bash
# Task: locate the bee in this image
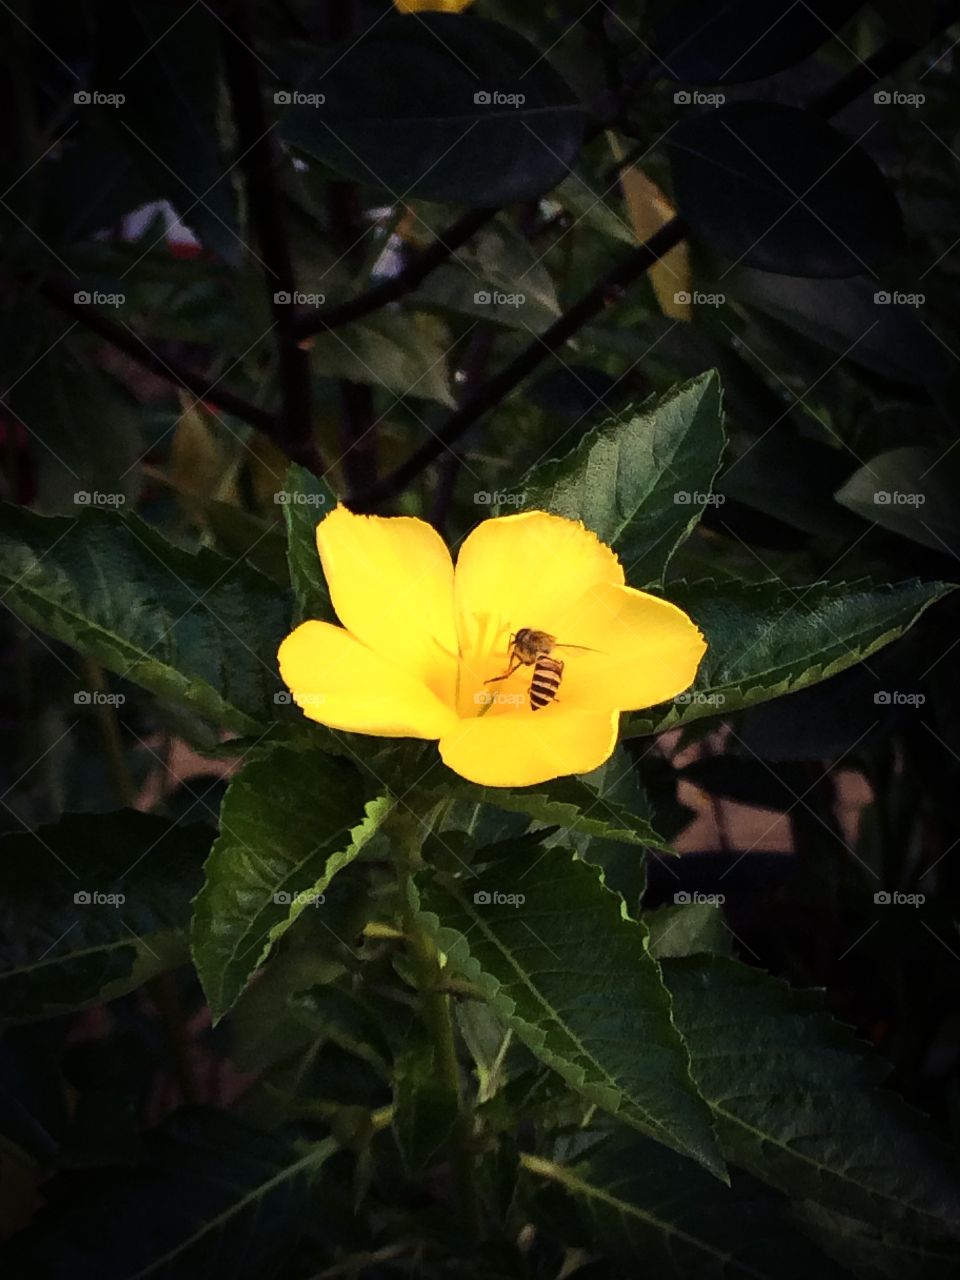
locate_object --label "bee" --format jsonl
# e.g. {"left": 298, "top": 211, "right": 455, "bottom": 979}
{"left": 485, "top": 628, "right": 594, "bottom": 711}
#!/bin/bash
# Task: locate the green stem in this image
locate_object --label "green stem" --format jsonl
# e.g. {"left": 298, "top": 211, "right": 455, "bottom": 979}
{"left": 393, "top": 806, "right": 482, "bottom": 1240}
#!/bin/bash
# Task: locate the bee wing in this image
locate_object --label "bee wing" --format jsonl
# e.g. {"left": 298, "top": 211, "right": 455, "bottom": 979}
{"left": 554, "top": 642, "right": 602, "bottom": 653}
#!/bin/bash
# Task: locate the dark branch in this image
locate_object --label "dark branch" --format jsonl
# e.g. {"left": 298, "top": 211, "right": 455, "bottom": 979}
{"left": 37, "top": 279, "right": 278, "bottom": 434}
{"left": 349, "top": 218, "right": 687, "bottom": 511}
{"left": 219, "top": 1, "right": 323, "bottom": 472}
{"left": 292, "top": 205, "right": 498, "bottom": 339}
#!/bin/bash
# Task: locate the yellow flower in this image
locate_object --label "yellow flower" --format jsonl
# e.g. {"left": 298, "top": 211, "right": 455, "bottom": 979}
{"left": 278, "top": 508, "right": 706, "bottom": 788}
{"left": 394, "top": 0, "right": 474, "bottom": 12}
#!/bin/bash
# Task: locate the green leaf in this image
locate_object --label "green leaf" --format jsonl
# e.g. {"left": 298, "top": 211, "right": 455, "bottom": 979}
{"left": 191, "top": 745, "right": 387, "bottom": 1020}
{"left": 312, "top": 312, "right": 456, "bottom": 407}
{"left": 835, "top": 447, "right": 960, "bottom": 554}
{"left": 797, "top": 1201, "right": 960, "bottom": 1280}
{"left": 281, "top": 463, "right": 337, "bottom": 625}
{"left": 447, "top": 776, "right": 673, "bottom": 850}
{"left": 281, "top": 14, "right": 585, "bottom": 206}
{"left": 2, "top": 1108, "right": 337, "bottom": 1278}
{"left": 518, "top": 372, "right": 725, "bottom": 586}
{"left": 0, "top": 812, "right": 210, "bottom": 1024}
{"left": 412, "top": 846, "right": 724, "bottom": 1177}
{"left": 625, "top": 577, "right": 954, "bottom": 737}
{"left": 663, "top": 955, "right": 960, "bottom": 1238}
{"left": 524, "top": 1134, "right": 848, "bottom": 1280}
{"left": 644, "top": 902, "right": 732, "bottom": 960}
{"left": 669, "top": 104, "right": 904, "bottom": 276}
{"left": 0, "top": 505, "right": 288, "bottom": 733}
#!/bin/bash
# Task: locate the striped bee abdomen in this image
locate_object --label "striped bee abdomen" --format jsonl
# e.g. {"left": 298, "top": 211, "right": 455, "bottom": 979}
{"left": 529, "top": 655, "right": 563, "bottom": 710}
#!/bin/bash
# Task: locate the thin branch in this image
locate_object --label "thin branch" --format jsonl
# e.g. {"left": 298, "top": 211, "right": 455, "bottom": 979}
{"left": 37, "top": 279, "right": 279, "bottom": 434}
{"left": 219, "top": 0, "right": 323, "bottom": 471}
{"left": 349, "top": 218, "right": 687, "bottom": 510}
{"left": 292, "top": 205, "right": 498, "bottom": 338}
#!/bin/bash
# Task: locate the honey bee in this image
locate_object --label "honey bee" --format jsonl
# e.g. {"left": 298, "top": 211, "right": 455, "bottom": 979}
{"left": 485, "top": 627, "right": 594, "bottom": 711}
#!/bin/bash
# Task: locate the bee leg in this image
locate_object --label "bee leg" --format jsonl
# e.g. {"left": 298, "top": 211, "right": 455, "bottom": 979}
{"left": 485, "top": 659, "right": 522, "bottom": 684}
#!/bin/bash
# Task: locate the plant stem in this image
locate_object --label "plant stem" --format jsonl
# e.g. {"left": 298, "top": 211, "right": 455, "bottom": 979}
{"left": 393, "top": 807, "right": 481, "bottom": 1240}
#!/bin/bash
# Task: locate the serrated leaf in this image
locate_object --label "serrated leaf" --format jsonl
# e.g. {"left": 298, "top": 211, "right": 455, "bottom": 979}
{"left": 0, "top": 505, "right": 288, "bottom": 733}
{"left": 447, "top": 776, "right": 673, "bottom": 850}
{"left": 644, "top": 903, "right": 732, "bottom": 960}
{"left": 1, "top": 1108, "right": 336, "bottom": 1279}
{"left": 524, "top": 1134, "right": 848, "bottom": 1280}
{"left": 663, "top": 955, "right": 960, "bottom": 1238}
{"left": 518, "top": 372, "right": 725, "bottom": 586}
{"left": 625, "top": 577, "right": 954, "bottom": 737}
{"left": 412, "top": 846, "right": 724, "bottom": 1177}
{"left": 0, "top": 812, "right": 210, "bottom": 1024}
{"left": 281, "top": 464, "right": 337, "bottom": 625}
{"left": 191, "top": 745, "right": 388, "bottom": 1020}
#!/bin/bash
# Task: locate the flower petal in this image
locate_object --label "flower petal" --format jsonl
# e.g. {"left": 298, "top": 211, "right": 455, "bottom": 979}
{"left": 453, "top": 511, "right": 624, "bottom": 663}
{"left": 317, "top": 506, "right": 458, "bottom": 705}
{"left": 278, "top": 621, "right": 457, "bottom": 739}
{"left": 439, "top": 706, "right": 618, "bottom": 787}
{"left": 549, "top": 582, "right": 707, "bottom": 712}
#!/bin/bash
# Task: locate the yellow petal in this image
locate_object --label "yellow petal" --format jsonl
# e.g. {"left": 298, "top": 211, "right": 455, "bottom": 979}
{"left": 439, "top": 707, "right": 618, "bottom": 787}
{"left": 278, "top": 621, "right": 457, "bottom": 739}
{"left": 317, "top": 506, "right": 458, "bottom": 706}
{"left": 394, "top": 0, "right": 473, "bottom": 10}
{"left": 549, "top": 582, "right": 706, "bottom": 712}
{"left": 453, "top": 511, "right": 624, "bottom": 665}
